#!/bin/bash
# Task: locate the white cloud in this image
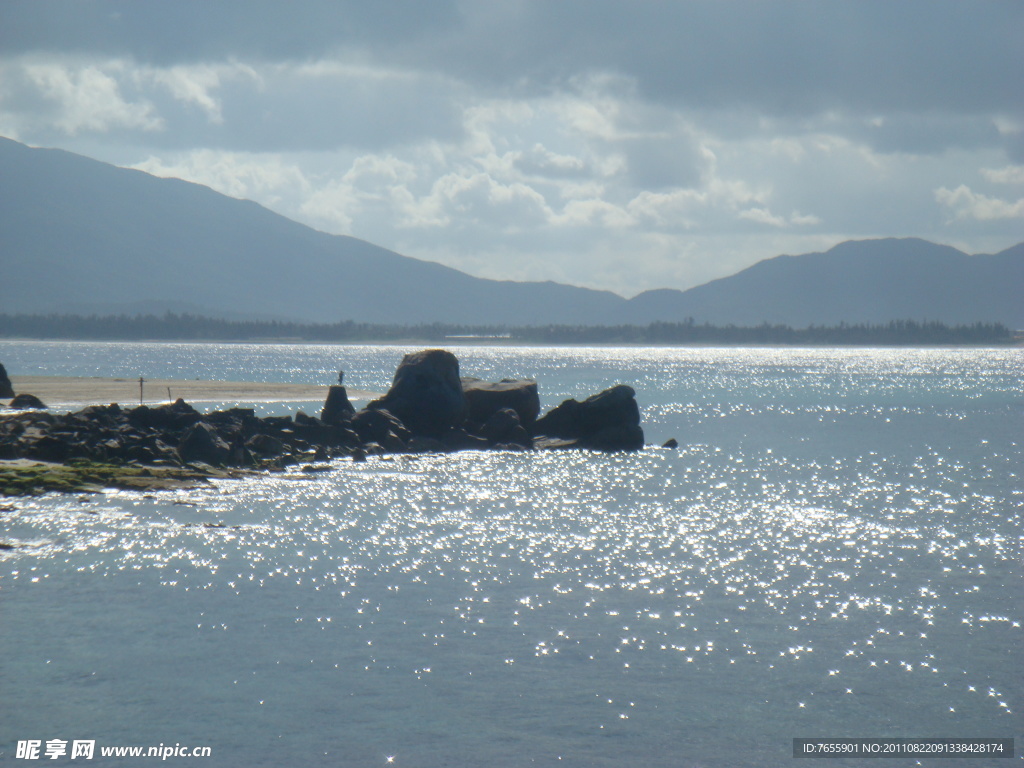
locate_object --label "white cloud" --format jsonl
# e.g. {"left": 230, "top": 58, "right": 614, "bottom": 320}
{"left": 143, "top": 62, "right": 258, "bottom": 124}
{"left": 738, "top": 207, "right": 787, "bottom": 227}
{"left": 415, "top": 172, "right": 553, "bottom": 231}
{"left": 25, "top": 60, "right": 162, "bottom": 135}
{"left": 981, "top": 165, "right": 1024, "bottom": 185}
{"left": 935, "top": 185, "right": 1024, "bottom": 221}
{"left": 789, "top": 211, "right": 822, "bottom": 227}
{"left": 627, "top": 189, "right": 705, "bottom": 229}
{"left": 514, "top": 144, "right": 587, "bottom": 178}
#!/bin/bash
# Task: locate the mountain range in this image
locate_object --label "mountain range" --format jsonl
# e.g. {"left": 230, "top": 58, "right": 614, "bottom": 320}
{"left": 2, "top": 137, "right": 1021, "bottom": 329}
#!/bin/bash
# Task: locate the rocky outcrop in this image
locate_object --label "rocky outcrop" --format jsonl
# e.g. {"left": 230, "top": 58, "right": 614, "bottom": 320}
{"left": 532, "top": 385, "right": 644, "bottom": 451}
{"left": 0, "top": 363, "right": 13, "bottom": 399}
{"left": 350, "top": 408, "right": 410, "bottom": 452}
{"left": 462, "top": 377, "right": 540, "bottom": 431}
{"left": 0, "top": 397, "right": 363, "bottom": 471}
{"left": 321, "top": 385, "right": 355, "bottom": 424}
{"left": 0, "top": 349, "right": 651, "bottom": 491}
{"left": 8, "top": 393, "right": 46, "bottom": 410}
{"left": 367, "top": 349, "right": 467, "bottom": 437}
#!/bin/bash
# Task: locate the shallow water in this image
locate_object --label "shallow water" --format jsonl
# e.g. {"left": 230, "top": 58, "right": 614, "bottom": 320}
{"left": 1, "top": 343, "right": 1021, "bottom": 766}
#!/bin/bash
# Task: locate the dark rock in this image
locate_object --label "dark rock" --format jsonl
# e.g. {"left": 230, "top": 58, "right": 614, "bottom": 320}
{"left": 662, "top": 438, "right": 679, "bottom": 449}
{"left": 177, "top": 422, "right": 231, "bottom": 466}
{"left": 439, "top": 428, "right": 490, "bottom": 452}
{"left": 479, "top": 407, "right": 520, "bottom": 443}
{"left": 462, "top": 378, "right": 540, "bottom": 430}
{"left": 126, "top": 444, "right": 159, "bottom": 464}
{"left": 73, "top": 404, "right": 124, "bottom": 429}
{"left": 24, "top": 434, "right": 70, "bottom": 461}
{"left": 228, "top": 440, "right": 256, "bottom": 467}
{"left": 368, "top": 349, "right": 466, "bottom": 437}
{"left": 325, "top": 424, "right": 362, "bottom": 449}
{"left": 204, "top": 408, "right": 257, "bottom": 439}
{"left": 351, "top": 408, "right": 410, "bottom": 445}
{"left": 0, "top": 362, "right": 15, "bottom": 399}
{"left": 533, "top": 385, "right": 644, "bottom": 452}
{"left": 477, "top": 407, "right": 532, "bottom": 448}
{"left": 321, "top": 385, "right": 355, "bottom": 424}
{"left": 380, "top": 431, "right": 408, "bottom": 453}
{"left": 507, "top": 425, "right": 532, "bottom": 448}
{"left": 290, "top": 412, "right": 333, "bottom": 445}
{"left": 129, "top": 399, "right": 201, "bottom": 431}
{"left": 9, "top": 393, "right": 46, "bottom": 410}
{"left": 294, "top": 410, "right": 319, "bottom": 426}
{"left": 101, "top": 437, "right": 124, "bottom": 455}
{"left": 153, "top": 439, "right": 180, "bottom": 464}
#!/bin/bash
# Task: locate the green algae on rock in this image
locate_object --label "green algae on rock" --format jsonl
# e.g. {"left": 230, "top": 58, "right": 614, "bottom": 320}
{"left": 0, "top": 458, "right": 232, "bottom": 496}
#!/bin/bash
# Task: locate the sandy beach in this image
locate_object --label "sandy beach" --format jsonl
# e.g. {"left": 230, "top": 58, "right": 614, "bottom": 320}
{"left": 4, "top": 375, "right": 379, "bottom": 410}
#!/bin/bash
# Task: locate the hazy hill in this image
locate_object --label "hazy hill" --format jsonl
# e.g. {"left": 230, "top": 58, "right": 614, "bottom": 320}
{"left": 617, "top": 238, "right": 1024, "bottom": 329}
{"left": 0, "top": 137, "right": 622, "bottom": 325}
{"left": 1, "top": 137, "right": 1020, "bottom": 329}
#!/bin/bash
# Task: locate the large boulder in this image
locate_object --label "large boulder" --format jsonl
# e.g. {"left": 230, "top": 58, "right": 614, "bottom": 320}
{"left": 177, "top": 421, "right": 231, "bottom": 466}
{"left": 321, "top": 385, "right": 355, "bottom": 424}
{"left": 461, "top": 377, "right": 540, "bottom": 430}
{"left": 367, "top": 349, "right": 467, "bottom": 437}
{"left": 351, "top": 408, "right": 410, "bottom": 447}
{"left": 532, "top": 385, "right": 644, "bottom": 452}
{"left": 0, "top": 362, "right": 13, "bottom": 399}
{"left": 8, "top": 393, "right": 46, "bottom": 410}
{"left": 478, "top": 407, "right": 533, "bottom": 449}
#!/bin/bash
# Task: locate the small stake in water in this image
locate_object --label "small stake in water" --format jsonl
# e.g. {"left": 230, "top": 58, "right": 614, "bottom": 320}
{"left": 167, "top": 386, "right": 172, "bottom": 403}
{"left": 139, "top": 375, "right": 144, "bottom": 405}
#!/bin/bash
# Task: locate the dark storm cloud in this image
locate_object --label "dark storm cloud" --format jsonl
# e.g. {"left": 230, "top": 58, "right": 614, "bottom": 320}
{"left": 2, "top": 0, "right": 1020, "bottom": 294}
{"left": 0, "top": 0, "right": 461, "bottom": 64}
{"left": 5, "top": 0, "right": 1020, "bottom": 120}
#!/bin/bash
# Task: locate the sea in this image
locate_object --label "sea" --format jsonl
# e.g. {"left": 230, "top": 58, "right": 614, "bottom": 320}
{"left": 0, "top": 341, "right": 1021, "bottom": 767}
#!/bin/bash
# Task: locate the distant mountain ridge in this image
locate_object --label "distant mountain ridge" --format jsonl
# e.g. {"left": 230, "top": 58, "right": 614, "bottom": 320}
{"left": 620, "top": 238, "right": 1024, "bottom": 328}
{"left": 1, "top": 137, "right": 1021, "bottom": 328}
{"left": 0, "top": 137, "right": 621, "bottom": 326}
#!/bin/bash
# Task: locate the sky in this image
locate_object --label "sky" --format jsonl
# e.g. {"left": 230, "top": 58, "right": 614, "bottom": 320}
{"left": 1, "top": 1, "right": 1022, "bottom": 297}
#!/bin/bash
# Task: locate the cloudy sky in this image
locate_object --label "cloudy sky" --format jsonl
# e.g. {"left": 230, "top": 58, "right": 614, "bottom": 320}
{"left": 2, "top": 1, "right": 1021, "bottom": 296}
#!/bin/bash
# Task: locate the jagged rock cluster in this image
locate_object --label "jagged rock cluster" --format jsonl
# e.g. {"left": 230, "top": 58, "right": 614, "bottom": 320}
{"left": 0, "top": 349, "right": 645, "bottom": 470}
{"left": 0, "top": 362, "right": 14, "bottom": 399}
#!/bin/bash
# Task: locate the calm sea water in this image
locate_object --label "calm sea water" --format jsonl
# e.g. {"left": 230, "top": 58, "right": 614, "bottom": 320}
{"left": 1, "top": 342, "right": 1021, "bottom": 767}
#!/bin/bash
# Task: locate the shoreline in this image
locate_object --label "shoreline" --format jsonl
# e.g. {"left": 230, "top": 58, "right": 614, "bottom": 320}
{"left": 2, "top": 336, "right": 1017, "bottom": 349}
{"left": 4, "top": 375, "right": 380, "bottom": 410}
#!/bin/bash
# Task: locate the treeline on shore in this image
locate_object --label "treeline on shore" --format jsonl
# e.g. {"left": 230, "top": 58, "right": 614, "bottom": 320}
{"left": 0, "top": 312, "right": 1013, "bottom": 346}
